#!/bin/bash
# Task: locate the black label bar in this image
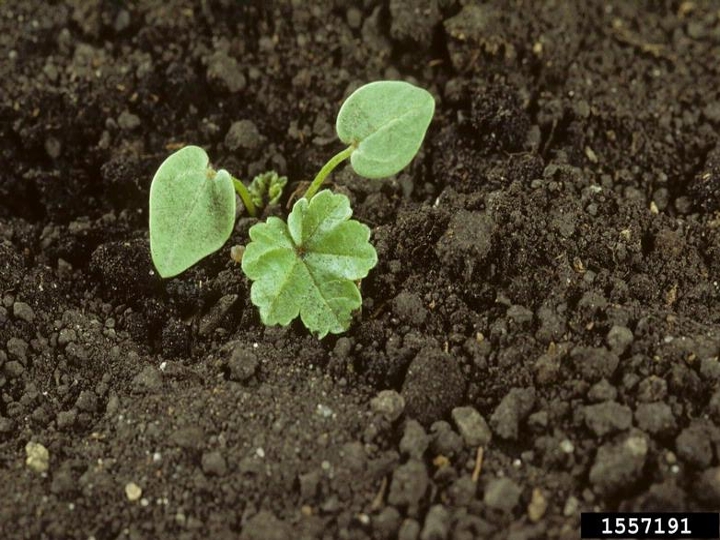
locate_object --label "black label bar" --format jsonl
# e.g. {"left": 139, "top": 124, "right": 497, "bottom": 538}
{"left": 581, "top": 512, "right": 719, "bottom": 539}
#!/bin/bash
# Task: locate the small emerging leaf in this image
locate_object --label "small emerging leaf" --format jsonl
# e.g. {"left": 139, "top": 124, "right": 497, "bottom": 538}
{"left": 337, "top": 80, "right": 435, "bottom": 179}
{"left": 149, "top": 146, "right": 236, "bottom": 278}
{"left": 242, "top": 190, "right": 377, "bottom": 338}
{"left": 248, "top": 171, "right": 288, "bottom": 208}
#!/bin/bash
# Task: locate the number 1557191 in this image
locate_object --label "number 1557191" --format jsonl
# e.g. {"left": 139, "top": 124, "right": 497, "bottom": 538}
{"left": 581, "top": 512, "right": 719, "bottom": 539}
{"left": 602, "top": 516, "right": 689, "bottom": 536}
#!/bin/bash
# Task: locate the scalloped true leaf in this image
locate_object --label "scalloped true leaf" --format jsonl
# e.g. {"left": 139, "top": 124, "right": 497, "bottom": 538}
{"left": 241, "top": 190, "right": 377, "bottom": 338}
{"left": 149, "top": 145, "right": 236, "bottom": 278}
{"left": 336, "top": 80, "right": 435, "bottom": 179}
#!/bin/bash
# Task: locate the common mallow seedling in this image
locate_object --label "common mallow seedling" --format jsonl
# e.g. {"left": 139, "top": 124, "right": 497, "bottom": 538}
{"left": 149, "top": 80, "right": 434, "bottom": 336}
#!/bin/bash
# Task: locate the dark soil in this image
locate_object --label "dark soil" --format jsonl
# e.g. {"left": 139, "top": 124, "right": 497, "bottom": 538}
{"left": 2, "top": 1, "right": 720, "bottom": 539}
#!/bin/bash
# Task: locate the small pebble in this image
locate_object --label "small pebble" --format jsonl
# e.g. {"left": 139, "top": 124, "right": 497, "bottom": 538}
{"left": 392, "top": 291, "right": 428, "bottom": 326}
{"left": 490, "top": 387, "right": 536, "bottom": 440}
{"left": 346, "top": 7, "right": 363, "bottom": 29}
{"left": 399, "top": 419, "right": 429, "bottom": 459}
{"left": 12, "top": 302, "right": 35, "bottom": 323}
{"left": 589, "top": 432, "right": 648, "bottom": 495}
{"left": 225, "top": 120, "right": 263, "bottom": 151}
{"left": 56, "top": 410, "right": 77, "bottom": 430}
{"left": 4, "top": 360, "right": 24, "bottom": 378}
{"left": 560, "top": 439, "right": 575, "bottom": 453}
{"left": 114, "top": 9, "right": 130, "bottom": 32}
{"left": 430, "top": 421, "right": 463, "bottom": 458}
{"left": 125, "top": 482, "right": 142, "bottom": 502}
{"left": 527, "top": 488, "right": 548, "bottom": 522}
{"left": 207, "top": 51, "right": 246, "bottom": 93}
{"left": 582, "top": 401, "right": 632, "bottom": 436}
{"left": 227, "top": 346, "right": 258, "bottom": 382}
{"left": 402, "top": 347, "right": 466, "bottom": 426}
{"left": 563, "top": 495, "right": 579, "bottom": 516}
{"left": 7, "top": 337, "right": 28, "bottom": 362}
{"left": 371, "top": 390, "right": 405, "bottom": 422}
{"left": 606, "top": 325, "right": 633, "bottom": 354}
{"left": 45, "top": 137, "right": 62, "bottom": 159}
{"left": 484, "top": 477, "right": 521, "bottom": 512}
{"left": 75, "top": 390, "right": 98, "bottom": 413}
{"left": 117, "top": 110, "right": 141, "bottom": 131}
{"left": 451, "top": 406, "right": 492, "bottom": 447}
{"left": 25, "top": 441, "right": 49, "bottom": 473}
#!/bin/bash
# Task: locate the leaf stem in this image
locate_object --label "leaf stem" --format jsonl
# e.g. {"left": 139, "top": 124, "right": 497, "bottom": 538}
{"left": 232, "top": 176, "right": 257, "bottom": 217}
{"left": 303, "top": 145, "right": 354, "bottom": 200}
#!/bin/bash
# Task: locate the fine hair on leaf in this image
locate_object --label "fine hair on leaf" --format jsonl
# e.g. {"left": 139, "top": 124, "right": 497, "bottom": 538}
{"left": 241, "top": 190, "right": 377, "bottom": 338}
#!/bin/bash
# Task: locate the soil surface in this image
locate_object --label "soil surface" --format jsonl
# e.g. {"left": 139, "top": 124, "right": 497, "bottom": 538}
{"left": 2, "top": 1, "right": 720, "bottom": 539}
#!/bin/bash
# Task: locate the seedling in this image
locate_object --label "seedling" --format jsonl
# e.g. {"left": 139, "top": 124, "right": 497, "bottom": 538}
{"left": 247, "top": 171, "right": 287, "bottom": 208}
{"left": 149, "top": 80, "right": 434, "bottom": 336}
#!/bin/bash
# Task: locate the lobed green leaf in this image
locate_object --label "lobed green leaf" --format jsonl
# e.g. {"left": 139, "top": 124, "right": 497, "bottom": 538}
{"left": 242, "top": 190, "right": 377, "bottom": 338}
{"left": 149, "top": 145, "right": 236, "bottom": 278}
{"left": 336, "top": 80, "right": 435, "bottom": 179}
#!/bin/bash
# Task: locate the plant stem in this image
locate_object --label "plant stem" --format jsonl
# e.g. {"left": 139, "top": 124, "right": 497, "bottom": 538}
{"left": 303, "top": 145, "right": 354, "bottom": 200}
{"left": 232, "top": 176, "right": 257, "bottom": 217}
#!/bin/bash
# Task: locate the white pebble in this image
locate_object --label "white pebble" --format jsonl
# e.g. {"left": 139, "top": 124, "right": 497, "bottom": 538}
{"left": 125, "top": 482, "right": 142, "bottom": 502}
{"left": 560, "top": 439, "right": 575, "bottom": 454}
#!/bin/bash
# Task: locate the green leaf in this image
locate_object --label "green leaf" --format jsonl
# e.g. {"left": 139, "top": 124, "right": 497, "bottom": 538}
{"left": 336, "top": 80, "right": 435, "bottom": 179}
{"left": 247, "top": 170, "right": 288, "bottom": 208}
{"left": 241, "top": 190, "right": 377, "bottom": 338}
{"left": 149, "top": 145, "right": 236, "bottom": 278}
